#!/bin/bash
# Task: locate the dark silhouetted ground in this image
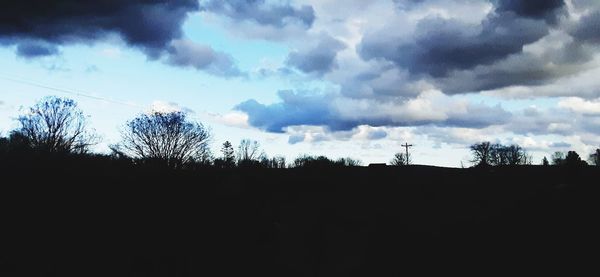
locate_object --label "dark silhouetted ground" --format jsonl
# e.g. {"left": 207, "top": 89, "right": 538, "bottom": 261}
{"left": 1, "top": 154, "right": 598, "bottom": 276}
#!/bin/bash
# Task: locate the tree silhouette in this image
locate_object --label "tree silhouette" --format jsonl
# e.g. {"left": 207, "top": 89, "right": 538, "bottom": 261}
{"left": 118, "top": 111, "right": 211, "bottom": 168}
{"left": 0, "top": 132, "right": 31, "bottom": 154}
{"left": 269, "top": 156, "right": 287, "bottom": 168}
{"left": 492, "top": 144, "right": 528, "bottom": 166}
{"left": 551, "top": 151, "right": 565, "bottom": 165}
{"left": 290, "top": 155, "right": 360, "bottom": 168}
{"left": 14, "top": 96, "right": 98, "bottom": 153}
{"left": 564, "top": 151, "right": 587, "bottom": 167}
{"left": 470, "top": 142, "right": 530, "bottom": 166}
{"left": 541, "top": 156, "right": 549, "bottom": 166}
{"left": 237, "top": 139, "right": 260, "bottom": 165}
{"left": 390, "top": 152, "right": 409, "bottom": 166}
{"left": 292, "top": 155, "right": 332, "bottom": 168}
{"left": 336, "top": 157, "right": 362, "bottom": 166}
{"left": 589, "top": 149, "right": 600, "bottom": 167}
{"left": 0, "top": 136, "right": 7, "bottom": 154}
{"left": 470, "top": 142, "right": 494, "bottom": 166}
{"left": 220, "top": 141, "right": 235, "bottom": 167}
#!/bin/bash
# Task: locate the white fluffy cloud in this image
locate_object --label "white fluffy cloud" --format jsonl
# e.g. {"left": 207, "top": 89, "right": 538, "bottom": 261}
{"left": 149, "top": 101, "right": 194, "bottom": 115}
{"left": 559, "top": 97, "right": 600, "bottom": 115}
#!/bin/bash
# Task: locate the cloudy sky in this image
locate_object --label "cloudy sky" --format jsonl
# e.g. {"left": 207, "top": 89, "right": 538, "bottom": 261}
{"left": 1, "top": 0, "right": 600, "bottom": 166}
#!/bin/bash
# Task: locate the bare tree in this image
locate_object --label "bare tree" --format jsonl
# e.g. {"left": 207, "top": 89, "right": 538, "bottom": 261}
{"left": 237, "top": 139, "right": 260, "bottom": 163}
{"left": 118, "top": 111, "right": 211, "bottom": 168}
{"left": 488, "top": 143, "right": 504, "bottom": 166}
{"left": 390, "top": 152, "right": 409, "bottom": 166}
{"left": 522, "top": 154, "right": 534, "bottom": 165}
{"left": 502, "top": 144, "right": 527, "bottom": 165}
{"left": 470, "top": 142, "right": 494, "bottom": 166}
{"left": 551, "top": 151, "right": 565, "bottom": 165}
{"left": 336, "top": 157, "right": 362, "bottom": 166}
{"left": 472, "top": 142, "right": 529, "bottom": 166}
{"left": 15, "top": 96, "right": 98, "bottom": 153}
{"left": 270, "top": 156, "right": 287, "bottom": 168}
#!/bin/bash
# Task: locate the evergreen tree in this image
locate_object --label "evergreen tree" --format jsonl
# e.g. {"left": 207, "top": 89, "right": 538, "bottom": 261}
{"left": 221, "top": 141, "right": 235, "bottom": 167}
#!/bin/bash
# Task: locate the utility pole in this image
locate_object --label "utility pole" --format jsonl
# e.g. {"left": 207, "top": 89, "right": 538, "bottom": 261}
{"left": 402, "top": 143, "right": 413, "bottom": 165}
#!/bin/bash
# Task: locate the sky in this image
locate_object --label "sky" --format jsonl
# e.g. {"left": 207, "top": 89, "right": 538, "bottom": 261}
{"left": 1, "top": 0, "right": 600, "bottom": 167}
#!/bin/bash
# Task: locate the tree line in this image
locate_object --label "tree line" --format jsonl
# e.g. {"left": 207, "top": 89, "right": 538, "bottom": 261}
{"left": 0, "top": 96, "right": 364, "bottom": 169}
{"left": 1, "top": 96, "right": 599, "bottom": 169}
{"left": 469, "top": 141, "right": 598, "bottom": 167}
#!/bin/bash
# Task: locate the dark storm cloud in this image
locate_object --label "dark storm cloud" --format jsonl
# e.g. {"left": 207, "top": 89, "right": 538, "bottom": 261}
{"left": 570, "top": 10, "right": 600, "bottom": 44}
{"left": 437, "top": 41, "right": 594, "bottom": 94}
{"left": 394, "top": 0, "right": 565, "bottom": 20}
{"left": 199, "top": 0, "right": 315, "bottom": 28}
{"left": 496, "top": 0, "right": 565, "bottom": 23}
{"left": 0, "top": 0, "right": 199, "bottom": 58}
{"left": 359, "top": 10, "right": 551, "bottom": 78}
{"left": 286, "top": 35, "right": 346, "bottom": 75}
{"left": 354, "top": 0, "right": 584, "bottom": 97}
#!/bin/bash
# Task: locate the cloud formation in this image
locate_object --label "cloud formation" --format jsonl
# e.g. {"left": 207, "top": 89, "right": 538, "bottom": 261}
{"left": 233, "top": 0, "right": 600, "bottom": 157}
{"left": 559, "top": 97, "right": 600, "bottom": 115}
{"left": 0, "top": 0, "right": 199, "bottom": 58}
{"left": 149, "top": 101, "right": 195, "bottom": 115}
{"left": 496, "top": 0, "right": 565, "bottom": 22}
{"left": 166, "top": 40, "right": 242, "bottom": 77}
{"left": 0, "top": 0, "right": 245, "bottom": 77}
{"left": 284, "top": 125, "right": 389, "bottom": 144}
{"left": 4, "top": 0, "right": 600, "bottom": 155}
{"left": 236, "top": 89, "right": 512, "bottom": 133}
{"left": 15, "top": 41, "right": 60, "bottom": 58}
{"left": 352, "top": 0, "right": 600, "bottom": 97}
{"left": 200, "top": 0, "right": 315, "bottom": 28}
{"left": 570, "top": 10, "right": 600, "bottom": 44}
{"left": 286, "top": 34, "right": 346, "bottom": 75}
{"left": 359, "top": 1, "right": 561, "bottom": 78}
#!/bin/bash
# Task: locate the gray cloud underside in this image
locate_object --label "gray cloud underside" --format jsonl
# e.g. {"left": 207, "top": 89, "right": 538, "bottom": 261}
{"left": 337, "top": 0, "right": 600, "bottom": 100}
{"left": 235, "top": 90, "right": 511, "bottom": 133}
{"left": 285, "top": 34, "right": 346, "bottom": 75}
{"left": 496, "top": 0, "right": 565, "bottom": 22}
{"left": 437, "top": 41, "right": 595, "bottom": 94}
{"left": 570, "top": 10, "right": 600, "bottom": 44}
{"left": 359, "top": 8, "right": 557, "bottom": 78}
{"left": 14, "top": 40, "right": 60, "bottom": 57}
{"left": 166, "top": 40, "right": 242, "bottom": 77}
{"left": 199, "top": 0, "right": 315, "bottom": 28}
{"left": 354, "top": 0, "right": 600, "bottom": 95}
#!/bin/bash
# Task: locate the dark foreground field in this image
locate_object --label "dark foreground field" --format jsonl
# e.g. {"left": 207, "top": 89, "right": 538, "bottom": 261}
{"left": 1, "top": 155, "right": 598, "bottom": 276}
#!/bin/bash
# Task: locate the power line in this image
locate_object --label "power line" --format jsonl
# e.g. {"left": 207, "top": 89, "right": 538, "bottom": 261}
{"left": 0, "top": 73, "right": 143, "bottom": 109}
